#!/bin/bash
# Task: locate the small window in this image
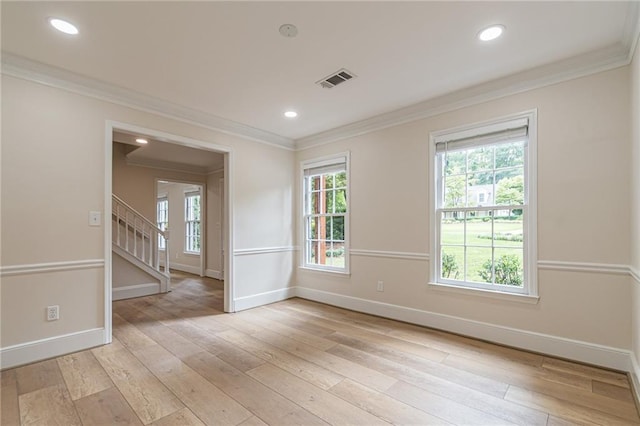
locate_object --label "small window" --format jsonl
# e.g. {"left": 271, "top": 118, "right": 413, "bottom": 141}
{"left": 185, "top": 191, "right": 201, "bottom": 254}
{"left": 302, "top": 154, "right": 349, "bottom": 273}
{"left": 431, "top": 112, "right": 537, "bottom": 296}
{"left": 157, "top": 197, "right": 168, "bottom": 250}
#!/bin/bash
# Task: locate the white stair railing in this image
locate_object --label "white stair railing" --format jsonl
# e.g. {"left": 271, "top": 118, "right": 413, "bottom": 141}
{"left": 112, "top": 194, "right": 169, "bottom": 275}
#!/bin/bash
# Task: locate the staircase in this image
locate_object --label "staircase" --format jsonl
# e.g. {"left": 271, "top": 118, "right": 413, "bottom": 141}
{"left": 112, "top": 195, "right": 170, "bottom": 297}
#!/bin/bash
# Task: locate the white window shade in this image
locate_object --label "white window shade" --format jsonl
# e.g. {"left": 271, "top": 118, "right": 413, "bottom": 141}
{"left": 435, "top": 118, "right": 528, "bottom": 153}
{"left": 303, "top": 157, "right": 347, "bottom": 177}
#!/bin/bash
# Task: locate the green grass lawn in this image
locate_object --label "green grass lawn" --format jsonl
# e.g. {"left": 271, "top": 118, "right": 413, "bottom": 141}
{"left": 441, "top": 220, "right": 523, "bottom": 284}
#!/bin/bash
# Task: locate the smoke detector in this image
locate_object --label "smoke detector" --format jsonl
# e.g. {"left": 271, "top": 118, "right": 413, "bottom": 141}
{"left": 279, "top": 24, "right": 298, "bottom": 38}
{"left": 316, "top": 69, "right": 356, "bottom": 89}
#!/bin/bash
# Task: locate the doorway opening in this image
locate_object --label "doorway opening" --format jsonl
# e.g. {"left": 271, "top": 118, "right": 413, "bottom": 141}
{"left": 104, "top": 121, "right": 234, "bottom": 344}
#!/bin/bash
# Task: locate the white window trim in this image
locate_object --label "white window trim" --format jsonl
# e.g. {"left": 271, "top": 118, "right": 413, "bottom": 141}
{"left": 429, "top": 110, "right": 538, "bottom": 299}
{"left": 184, "top": 190, "right": 201, "bottom": 255}
{"left": 300, "top": 151, "right": 351, "bottom": 274}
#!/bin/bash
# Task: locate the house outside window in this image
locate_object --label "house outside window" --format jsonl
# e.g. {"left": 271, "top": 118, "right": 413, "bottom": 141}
{"left": 431, "top": 111, "right": 537, "bottom": 296}
{"left": 302, "top": 153, "right": 350, "bottom": 273}
{"left": 157, "top": 197, "right": 168, "bottom": 250}
{"left": 185, "top": 191, "right": 201, "bottom": 253}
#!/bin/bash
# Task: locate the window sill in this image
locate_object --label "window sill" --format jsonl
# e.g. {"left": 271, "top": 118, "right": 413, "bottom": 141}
{"left": 428, "top": 282, "right": 539, "bottom": 304}
{"left": 184, "top": 251, "right": 201, "bottom": 256}
{"left": 299, "top": 266, "right": 351, "bottom": 276}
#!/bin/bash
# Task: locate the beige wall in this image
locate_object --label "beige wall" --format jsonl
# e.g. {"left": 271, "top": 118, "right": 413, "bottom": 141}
{"left": 0, "top": 74, "right": 295, "bottom": 349}
{"left": 296, "top": 66, "right": 632, "bottom": 350}
{"left": 631, "top": 40, "right": 640, "bottom": 371}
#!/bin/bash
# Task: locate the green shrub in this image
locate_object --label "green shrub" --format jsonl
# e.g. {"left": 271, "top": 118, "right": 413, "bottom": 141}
{"left": 442, "top": 253, "right": 460, "bottom": 279}
{"left": 479, "top": 254, "right": 522, "bottom": 286}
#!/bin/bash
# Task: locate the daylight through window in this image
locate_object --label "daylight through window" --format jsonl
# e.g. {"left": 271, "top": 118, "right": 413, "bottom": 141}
{"left": 157, "top": 197, "right": 168, "bottom": 250}
{"left": 302, "top": 155, "right": 349, "bottom": 272}
{"left": 433, "top": 114, "right": 536, "bottom": 295}
{"left": 185, "top": 191, "right": 201, "bottom": 253}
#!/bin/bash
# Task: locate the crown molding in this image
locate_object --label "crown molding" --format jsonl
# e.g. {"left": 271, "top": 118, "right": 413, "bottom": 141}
{"left": 296, "top": 43, "right": 635, "bottom": 151}
{"left": 1, "top": 53, "right": 295, "bottom": 151}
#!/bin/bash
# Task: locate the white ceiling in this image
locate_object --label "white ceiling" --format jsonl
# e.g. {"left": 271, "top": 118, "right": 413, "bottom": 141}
{"left": 2, "top": 1, "right": 638, "bottom": 146}
{"left": 114, "top": 131, "right": 224, "bottom": 174}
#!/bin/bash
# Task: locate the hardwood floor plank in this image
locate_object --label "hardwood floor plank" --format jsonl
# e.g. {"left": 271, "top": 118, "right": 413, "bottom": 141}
{"left": 330, "top": 378, "right": 452, "bottom": 425}
{"left": 112, "top": 312, "right": 158, "bottom": 352}
{"left": 242, "top": 326, "right": 398, "bottom": 392}
{"left": 238, "top": 415, "right": 269, "bottom": 426}
{"left": 216, "top": 329, "right": 344, "bottom": 390}
{"left": 592, "top": 380, "right": 636, "bottom": 403}
{"left": 19, "top": 385, "right": 82, "bottom": 426}
{"left": 328, "top": 331, "right": 509, "bottom": 398}
{"left": 57, "top": 351, "right": 113, "bottom": 400}
{"left": 74, "top": 386, "right": 143, "bottom": 425}
{"left": 92, "top": 342, "right": 184, "bottom": 424}
{"left": 247, "top": 363, "right": 389, "bottom": 425}
{"left": 132, "top": 344, "right": 253, "bottom": 426}
{"left": 505, "top": 386, "right": 638, "bottom": 426}
{"left": 542, "top": 357, "right": 630, "bottom": 388}
{"left": 151, "top": 407, "right": 206, "bottom": 426}
{"left": 183, "top": 351, "right": 328, "bottom": 426}
{"left": 328, "top": 343, "right": 549, "bottom": 425}
{"left": 385, "top": 380, "right": 516, "bottom": 425}
{"left": 260, "top": 305, "right": 336, "bottom": 337}
{"left": 15, "top": 359, "right": 65, "bottom": 395}
{"left": 1, "top": 369, "right": 21, "bottom": 426}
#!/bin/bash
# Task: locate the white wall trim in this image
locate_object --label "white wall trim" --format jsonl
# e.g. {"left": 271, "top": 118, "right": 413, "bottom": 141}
{"left": 125, "top": 157, "right": 211, "bottom": 175}
{"left": 205, "top": 269, "right": 223, "bottom": 280}
{"left": 350, "top": 249, "right": 429, "bottom": 261}
{"left": 234, "top": 287, "right": 296, "bottom": 312}
{"left": 0, "top": 259, "right": 105, "bottom": 277}
{"left": 629, "top": 352, "right": 640, "bottom": 408}
{"left": 170, "top": 262, "right": 202, "bottom": 276}
{"left": 538, "top": 260, "right": 630, "bottom": 276}
{"left": 233, "top": 246, "right": 298, "bottom": 256}
{"left": 2, "top": 53, "right": 294, "bottom": 151}
{"left": 293, "top": 286, "right": 632, "bottom": 371}
{"left": 0, "top": 328, "right": 105, "bottom": 370}
{"left": 112, "top": 283, "right": 160, "bottom": 301}
{"left": 296, "top": 46, "right": 631, "bottom": 150}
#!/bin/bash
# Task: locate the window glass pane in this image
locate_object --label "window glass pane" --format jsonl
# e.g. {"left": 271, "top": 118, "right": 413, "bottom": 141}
{"left": 310, "top": 176, "right": 320, "bottom": 191}
{"left": 308, "top": 240, "right": 319, "bottom": 264}
{"left": 441, "top": 213, "right": 463, "bottom": 245}
{"left": 310, "top": 191, "right": 322, "bottom": 214}
{"left": 334, "top": 189, "right": 347, "bottom": 213}
{"left": 441, "top": 247, "right": 463, "bottom": 281}
{"left": 308, "top": 217, "right": 319, "bottom": 240}
{"left": 467, "top": 146, "right": 494, "bottom": 172}
{"left": 325, "top": 189, "right": 335, "bottom": 214}
{"left": 495, "top": 142, "right": 524, "bottom": 169}
{"left": 324, "top": 174, "right": 335, "bottom": 190}
{"left": 466, "top": 212, "right": 492, "bottom": 247}
{"left": 328, "top": 242, "right": 345, "bottom": 268}
{"left": 445, "top": 151, "right": 466, "bottom": 176}
{"left": 467, "top": 172, "right": 493, "bottom": 207}
{"left": 466, "top": 246, "right": 493, "bottom": 283}
{"left": 444, "top": 175, "right": 466, "bottom": 208}
{"left": 495, "top": 169, "right": 524, "bottom": 206}
{"left": 494, "top": 214, "right": 524, "bottom": 248}
{"left": 334, "top": 172, "right": 347, "bottom": 189}
{"left": 331, "top": 216, "right": 345, "bottom": 241}
{"left": 493, "top": 248, "right": 524, "bottom": 287}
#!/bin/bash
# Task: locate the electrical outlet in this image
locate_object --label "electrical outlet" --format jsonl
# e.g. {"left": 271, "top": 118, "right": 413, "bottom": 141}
{"left": 47, "top": 305, "right": 59, "bottom": 321}
{"left": 377, "top": 280, "right": 384, "bottom": 292}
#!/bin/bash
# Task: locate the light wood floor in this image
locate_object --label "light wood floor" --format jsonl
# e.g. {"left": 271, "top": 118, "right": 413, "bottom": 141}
{"left": 2, "top": 271, "right": 639, "bottom": 425}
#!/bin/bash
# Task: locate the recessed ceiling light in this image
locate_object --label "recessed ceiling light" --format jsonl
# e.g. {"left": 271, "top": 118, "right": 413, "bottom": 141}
{"left": 478, "top": 25, "right": 504, "bottom": 42}
{"left": 135, "top": 138, "right": 148, "bottom": 144}
{"left": 284, "top": 111, "right": 298, "bottom": 118}
{"left": 49, "top": 18, "right": 79, "bottom": 35}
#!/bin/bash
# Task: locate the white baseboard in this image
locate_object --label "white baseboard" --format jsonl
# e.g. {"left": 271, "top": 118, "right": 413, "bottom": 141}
{"left": 234, "top": 287, "right": 296, "bottom": 312}
{"left": 113, "top": 283, "right": 160, "bottom": 301}
{"left": 205, "top": 269, "right": 223, "bottom": 280}
{"left": 294, "top": 286, "right": 632, "bottom": 372}
{"left": 0, "top": 328, "right": 105, "bottom": 370}
{"left": 630, "top": 353, "right": 640, "bottom": 407}
{"left": 170, "top": 263, "right": 201, "bottom": 275}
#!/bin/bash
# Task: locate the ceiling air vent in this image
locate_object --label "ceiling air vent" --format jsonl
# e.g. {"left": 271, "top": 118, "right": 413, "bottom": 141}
{"left": 316, "top": 68, "right": 356, "bottom": 89}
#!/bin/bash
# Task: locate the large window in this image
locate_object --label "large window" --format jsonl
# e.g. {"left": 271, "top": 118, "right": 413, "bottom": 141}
{"left": 157, "top": 197, "right": 168, "bottom": 250}
{"left": 302, "top": 154, "right": 349, "bottom": 272}
{"left": 431, "top": 112, "right": 537, "bottom": 296}
{"left": 185, "top": 191, "right": 201, "bottom": 254}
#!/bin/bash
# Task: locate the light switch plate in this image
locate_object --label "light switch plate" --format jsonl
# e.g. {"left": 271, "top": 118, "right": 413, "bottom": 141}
{"left": 89, "top": 211, "right": 101, "bottom": 226}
